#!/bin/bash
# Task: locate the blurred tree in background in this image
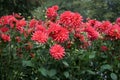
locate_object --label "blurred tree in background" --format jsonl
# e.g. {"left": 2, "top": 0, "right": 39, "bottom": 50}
{"left": 0, "top": 0, "right": 120, "bottom": 21}
{"left": 0, "top": 0, "right": 41, "bottom": 17}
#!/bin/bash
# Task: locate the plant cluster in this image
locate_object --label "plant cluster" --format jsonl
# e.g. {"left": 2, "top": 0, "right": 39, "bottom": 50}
{"left": 0, "top": 5, "right": 120, "bottom": 80}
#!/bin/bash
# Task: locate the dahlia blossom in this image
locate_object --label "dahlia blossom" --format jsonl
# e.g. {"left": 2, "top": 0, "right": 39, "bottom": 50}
{"left": 16, "top": 19, "right": 26, "bottom": 33}
{"left": 60, "top": 11, "right": 82, "bottom": 29}
{"left": 106, "top": 24, "right": 120, "bottom": 39}
{"left": 49, "top": 44, "right": 65, "bottom": 60}
{"left": 31, "top": 31, "right": 48, "bottom": 44}
{"left": 46, "top": 5, "right": 58, "bottom": 20}
{"left": 29, "top": 19, "right": 38, "bottom": 28}
{"left": 116, "top": 17, "right": 120, "bottom": 26}
{"left": 1, "top": 34, "right": 11, "bottom": 42}
{"left": 0, "top": 26, "right": 9, "bottom": 33}
{"left": 48, "top": 23, "right": 69, "bottom": 43}
{"left": 85, "top": 26, "right": 99, "bottom": 40}
{"left": 35, "top": 24, "right": 47, "bottom": 32}
{"left": 97, "top": 21, "right": 112, "bottom": 33}
{"left": 87, "top": 19, "right": 101, "bottom": 28}
{"left": 13, "top": 13, "right": 23, "bottom": 19}
{"left": 87, "top": 19, "right": 96, "bottom": 26}
{"left": 74, "top": 33, "right": 85, "bottom": 42}
{"left": 16, "top": 19, "right": 26, "bottom": 28}
{"left": 9, "top": 17, "right": 17, "bottom": 28}
{"left": 0, "top": 15, "right": 13, "bottom": 25}
{"left": 101, "top": 46, "right": 108, "bottom": 52}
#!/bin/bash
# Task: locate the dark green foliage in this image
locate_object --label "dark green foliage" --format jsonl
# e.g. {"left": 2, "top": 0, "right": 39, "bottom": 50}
{"left": 0, "top": 0, "right": 40, "bottom": 17}
{"left": 32, "top": 0, "right": 120, "bottom": 21}
{"left": 1, "top": 0, "right": 120, "bottom": 21}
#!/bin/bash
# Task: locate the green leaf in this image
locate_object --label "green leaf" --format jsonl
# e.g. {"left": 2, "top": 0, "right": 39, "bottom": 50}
{"left": 62, "top": 61, "right": 69, "bottom": 67}
{"left": 118, "top": 63, "right": 120, "bottom": 68}
{"left": 38, "top": 67, "right": 47, "bottom": 77}
{"left": 110, "top": 73, "right": 117, "bottom": 80}
{"left": 56, "top": 78, "right": 60, "bottom": 80}
{"left": 48, "top": 69, "right": 57, "bottom": 77}
{"left": 101, "top": 64, "right": 112, "bottom": 71}
{"left": 64, "top": 72, "right": 69, "bottom": 78}
{"left": 86, "top": 70, "right": 96, "bottom": 75}
{"left": 22, "top": 60, "right": 33, "bottom": 67}
{"left": 89, "top": 53, "right": 95, "bottom": 59}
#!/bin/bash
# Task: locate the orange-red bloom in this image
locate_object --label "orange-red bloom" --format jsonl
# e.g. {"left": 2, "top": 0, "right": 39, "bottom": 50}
{"left": 31, "top": 31, "right": 48, "bottom": 44}
{"left": 101, "top": 46, "right": 108, "bottom": 52}
{"left": 106, "top": 24, "right": 120, "bottom": 39}
{"left": 116, "top": 17, "right": 120, "bottom": 26}
{"left": 85, "top": 25, "right": 99, "bottom": 40}
{"left": 29, "top": 19, "right": 38, "bottom": 28}
{"left": 1, "top": 34, "right": 11, "bottom": 42}
{"left": 49, "top": 44, "right": 65, "bottom": 60}
{"left": 48, "top": 23, "right": 69, "bottom": 43}
{"left": 46, "top": 5, "right": 58, "bottom": 21}
{"left": 60, "top": 11, "right": 82, "bottom": 30}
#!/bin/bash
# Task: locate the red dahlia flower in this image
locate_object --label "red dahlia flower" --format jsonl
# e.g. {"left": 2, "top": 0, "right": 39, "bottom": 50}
{"left": 74, "top": 33, "right": 85, "bottom": 42}
{"left": 35, "top": 24, "right": 47, "bottom": 32}
{"left": 1, "top": 34, "right": 11, "bottom": 42}
{"left": 48, "top": 23, "right": 69, "bottom": 43}
{"left": 106, "top": 24, "right": 120, "bottom": 39}
{"left": 85, "top": 26, "right": 99, "bottom": 40}
{"left": 29, "top": 19, "right": 38, "bottom": 28}
{"left": 49, "top": 44, "right": 65, "bottom": 60}
{"left": 0, "top": 15, "right": 13, "bottom": 25}
{"left": 101, "top": 46, "right": 108, "bottom": 52}
{"left": 116, "top": 17, "right": 120, "bottom": 26}
{"left": 46, "top": 5, "right": 58, "bottom": 20}
{"left": 60, "top": 11, "right": 82, "bottom": 30}
{"left": 14, "top": 19, "right": 26, "bottom": 34}
{"left": 87, "top": 19, "right": 102, "bottom": 28}
{"left": 13, "top": 13, "right": 23, "bottom": 19}
{"left": 98, "top": 21, "right": 112, "bottom": 33}
{"left": 0, "top": 26, "right": 9, "bottom": 33}
{"left": 9, "top": 17, "right": 17, "bottom": 28}
{"left": 31, "top": 31, "right": 48, "bottom": 44}
{"left": 16, "top": 19, "right": 26, "bottom": 29}
{"left": 87, "top": 19, "right": 96, "bottom": 26}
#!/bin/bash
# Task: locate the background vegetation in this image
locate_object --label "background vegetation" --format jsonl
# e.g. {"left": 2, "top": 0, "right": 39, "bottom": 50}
{"left": 0, "top": 0, "right": 120, "bottom": 21}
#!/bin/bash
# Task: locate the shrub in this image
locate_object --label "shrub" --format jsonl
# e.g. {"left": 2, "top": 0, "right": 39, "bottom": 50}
{"left": 0, "top": 5, "right": 120, "bottom": 80}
